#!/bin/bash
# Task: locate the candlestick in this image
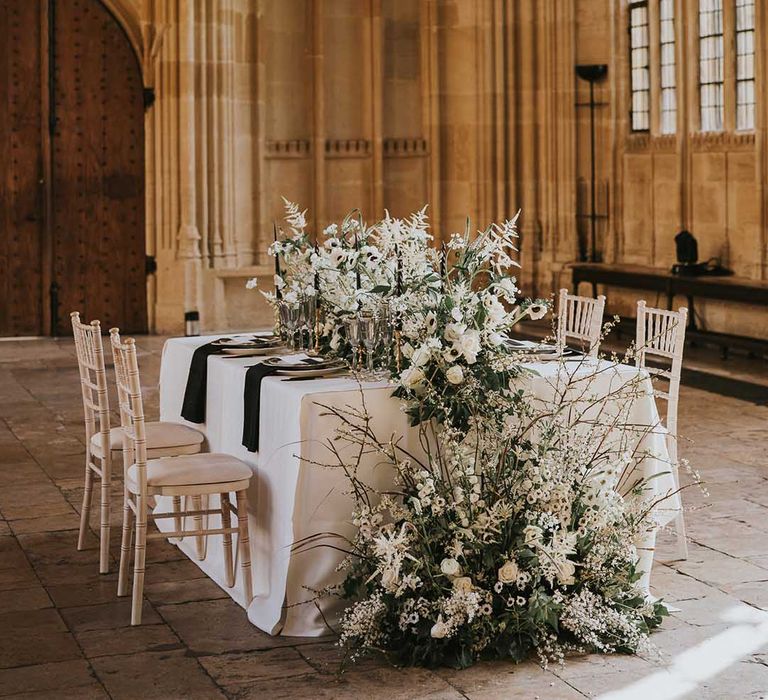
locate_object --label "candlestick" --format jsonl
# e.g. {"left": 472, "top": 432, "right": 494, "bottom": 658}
{"left": 440, "top": 242, "right": 446, "bottom": 280}
{"left": 395, "top": 244, "right": 402, "bottom": 297}
{"left": 273, "top": 222, "right": 282, "bottom": 301}
{"left": 354, "top": 232, "right": 361, "bottom": 292}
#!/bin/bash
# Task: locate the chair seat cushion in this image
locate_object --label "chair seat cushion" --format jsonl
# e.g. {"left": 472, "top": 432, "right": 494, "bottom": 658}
{"left": 127, "top": 453, "right": 252, "bottom": 489}
{"left": 91, "top": 422, "right": 205, "bottom": 457}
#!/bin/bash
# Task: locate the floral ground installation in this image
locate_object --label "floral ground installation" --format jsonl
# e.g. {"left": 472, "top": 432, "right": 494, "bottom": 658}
{"left": 257, "top": 201, "right": 686, "bottom": 669}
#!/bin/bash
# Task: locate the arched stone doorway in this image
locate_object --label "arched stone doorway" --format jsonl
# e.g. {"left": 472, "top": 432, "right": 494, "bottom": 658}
{"left": 0, "top": 0, "right": 146, "bottom": 336}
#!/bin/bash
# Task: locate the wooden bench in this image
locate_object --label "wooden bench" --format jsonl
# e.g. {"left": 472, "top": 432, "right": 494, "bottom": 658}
{"left": 571, "top": 263, "right": 768, "bottom": 357}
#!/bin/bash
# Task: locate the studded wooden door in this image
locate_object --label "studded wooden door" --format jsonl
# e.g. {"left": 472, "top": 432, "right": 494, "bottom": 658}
{"left": 51, "top": 0, "right": 146, "bottom": 334}
{"left": 0, "top": 0, "right": 45, "bottom": 336}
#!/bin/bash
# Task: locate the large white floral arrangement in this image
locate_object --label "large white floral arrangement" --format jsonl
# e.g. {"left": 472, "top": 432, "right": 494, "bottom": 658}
{"left": 258, "top": 200, "right": 670, "bottom": 669}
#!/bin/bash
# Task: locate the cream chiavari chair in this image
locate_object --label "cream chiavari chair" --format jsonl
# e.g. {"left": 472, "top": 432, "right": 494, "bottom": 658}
{"left": 556, "top": 288, "right": 606, "bottom": 357}
{"left": 635, "top": 300, "right": 689, "bottom": 560}
{"left": 71, "top": 313, "right": 112, "bottom": 573}
{"left": 111, "top": 330, "right": 254, "bottom": 625}
{"left": 72, "top": 312, "right": 206, "bottom": 573}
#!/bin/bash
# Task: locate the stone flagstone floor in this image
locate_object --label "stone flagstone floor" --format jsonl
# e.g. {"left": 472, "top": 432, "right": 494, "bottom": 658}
{"left": 0, "top": 336, "right": 767, "bottom": 699}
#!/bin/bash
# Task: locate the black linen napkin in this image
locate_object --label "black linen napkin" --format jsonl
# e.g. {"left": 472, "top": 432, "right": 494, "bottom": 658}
{"left": 241, "top": 363, "right": 282, "bottom": 452}
{"left": 180, "top": 341, "right": 227, "bottom": 423}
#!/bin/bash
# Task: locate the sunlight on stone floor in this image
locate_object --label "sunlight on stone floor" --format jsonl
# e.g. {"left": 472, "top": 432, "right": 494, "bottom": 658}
{"left": 0, "top": 337, "right": 766, "bottom": 699}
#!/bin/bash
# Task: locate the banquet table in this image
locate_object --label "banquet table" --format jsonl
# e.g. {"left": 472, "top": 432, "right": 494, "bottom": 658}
{"left": 158, "top": 335, "right": 682, "bottom": 637}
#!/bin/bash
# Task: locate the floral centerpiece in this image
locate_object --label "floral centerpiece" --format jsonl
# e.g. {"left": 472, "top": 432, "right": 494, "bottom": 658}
{"left": 252, "top": 200, "right": 678, "bottom": 670}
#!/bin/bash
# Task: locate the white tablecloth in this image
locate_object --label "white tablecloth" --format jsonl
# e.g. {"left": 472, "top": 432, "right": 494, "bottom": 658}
{"left": 157, "top": 335, "right": 681, "bottom": 637}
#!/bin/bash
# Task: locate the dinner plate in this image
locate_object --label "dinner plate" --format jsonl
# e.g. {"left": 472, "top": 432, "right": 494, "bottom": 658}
{"left": 262, "top": 356, "right": 346, "bottom": 372}
{"left": 276, "top": 367, "right": 349, "bottom": 378}
{"left": 221, "top": 346, "right": 286, "bottom": 356}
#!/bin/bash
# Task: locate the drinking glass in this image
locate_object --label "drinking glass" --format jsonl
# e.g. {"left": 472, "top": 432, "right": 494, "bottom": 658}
{"left": 377, "top": 303, "right": 393, "bottom": 377}
{"left": 303, "top": 297, "right": 317, "bottom": 352}
{"left": 345, "top": 316, "right": 361, "bottom": 369}
{"left": 279, "top": 302, "right": 300, "bottom": 352}
{"left": 358, "top": 313, "right": 377, "bottom": 377}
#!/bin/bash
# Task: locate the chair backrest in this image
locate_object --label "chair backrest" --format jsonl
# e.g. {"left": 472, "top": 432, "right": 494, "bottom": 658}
{"left": 110, "top": 330, "right": 148, "bottom": 496}
{"left": 556, "top": 288, "right": 606, "bottom": 357}
{"left": 634, "top": 301, "right": 688, "bottom": 444}
{"left": 71, "top": 312, "right": 110, "bottom": 456}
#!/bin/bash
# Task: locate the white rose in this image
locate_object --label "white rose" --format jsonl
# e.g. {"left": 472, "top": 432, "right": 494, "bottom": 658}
{"left": 245, "top": 277, "right": 258, "bottom": 290}
{"left": 498, "top": 560, "right": 519, "bottom": 584}
{"left": 440, "top": 558, "right": 461, "bottom": 578}
{"left": 430, "top": 615, "right": 448, "bottom": 639}
{"left": 557, "top": 559, "right": 576, "bottom": 586}
{"left": 400, "top": 366, "right": 425, "bottom": 389}
{"left": 446, "top": 365, "right": 464, "bottom": 385}
{"left": 457, "top": 330, "right": 482, "bottom": 364}
{"left": 452, "top": 576, "right": 473, "bottom": 593}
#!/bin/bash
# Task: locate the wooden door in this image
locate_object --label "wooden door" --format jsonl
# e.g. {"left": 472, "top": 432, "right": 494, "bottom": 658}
{"left": 51, "top": 0, "right": 147, "bottom": 334}
{"left": 0, "top": 0, "right": 146, "bottom": 337}
{"left": 0, "top": 0, "right": 45, "bottom": 336}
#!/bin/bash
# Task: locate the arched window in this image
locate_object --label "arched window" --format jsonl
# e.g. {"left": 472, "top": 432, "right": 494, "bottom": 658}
{"left": 698, "top": 0, "right": 724, "bottom": 132}
{"left": 659, "top": 0, "right": 677, "bottom": 134}
{"left": 735, "top": 0, "right": 755, "bottom": 130}
{"left": 629, "top": 1, "right": 650, "bottom": 131}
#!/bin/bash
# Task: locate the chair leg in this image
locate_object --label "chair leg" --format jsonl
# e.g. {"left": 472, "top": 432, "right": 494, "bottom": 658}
{"left": 172, "top": 496, "right": 183, "bottom": 541}
{"left": 99, "top": 456, "right": 111, "bottom": 574}
{"left": 131, "top": 494, "right": 148, "bottom": 625}
{"left": 77, "top": 458, "right": 94, "bottom": 551}
{"left": 117, "top": 491, "right": 134, "bottom": 597}
{"left": 221, "top": 493, "right": 234, "bottom": 587}
{"left": 235, "top": 490, "right": 253, "bottom": 604}
{"left": 192, "top": 495, "right": 205, "bottom": 560}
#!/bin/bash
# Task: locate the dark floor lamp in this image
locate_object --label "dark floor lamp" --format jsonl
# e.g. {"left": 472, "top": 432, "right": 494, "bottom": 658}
{"left": 576, "top": 64, "right": 608, "bottom": 263}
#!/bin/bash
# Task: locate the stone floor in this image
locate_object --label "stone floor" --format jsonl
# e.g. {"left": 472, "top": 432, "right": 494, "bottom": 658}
{"left": 0, "top": 336, "right": 767, "bottom": 699}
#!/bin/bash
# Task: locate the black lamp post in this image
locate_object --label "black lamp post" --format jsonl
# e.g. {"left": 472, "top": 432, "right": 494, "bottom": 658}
{"left": 576, "top": 64, "right": 608, "bottom": 263}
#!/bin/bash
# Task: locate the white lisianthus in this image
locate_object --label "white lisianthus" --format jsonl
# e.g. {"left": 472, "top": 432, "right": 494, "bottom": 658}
{"left": 430, "top": 615, "right": 448, "bottom": 639}
{"left": 400, "top": 366, "right": 425, "bottom": 389}
{"left": 245, "top": 277, "right": 258, "bottom": 290}
{"left": 524, "top": 525, "right": 543, "bottom": 546}
{"left": 498, "top": 560, "right": 520, "bottom": 584}
{"left": 487, "top": 331, "right": 504, "bottom": 347}
{"left": 411, "top": 345, "right": 431, "bottom": 367}
{"left": 444, "top": 322, "right": 466, "bottom": 343}
{"left": 446, "top": 365, "right": 464, "bottom": 385}
{"left": 452, "top": 576, "right": 473, "bottom": 593}
{"left": 274, "top": 274, "right": 286, "bottom": 290}
{"left": 440, "top": 558, "right": 461, "bottom": 578}
{"left": 380, "top": 567, "right": 399, "bottom": 591}
{"left": 525, "top": 301, "right": 548, "bottom": 321}
{"left": 557, "top": 559, "right": 576, "bottom": 586}
{"left": 496, "top": 276, "right": 518, "bottom": 301}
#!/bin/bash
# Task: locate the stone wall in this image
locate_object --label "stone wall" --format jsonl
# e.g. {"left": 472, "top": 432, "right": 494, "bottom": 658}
{"left": 113, "top": 0, "right": 768, "bottom": 338}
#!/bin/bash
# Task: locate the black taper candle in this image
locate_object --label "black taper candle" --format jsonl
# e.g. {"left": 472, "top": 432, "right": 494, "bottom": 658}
{"left": 273, "top": 222, "right": 282, "bottom": 300}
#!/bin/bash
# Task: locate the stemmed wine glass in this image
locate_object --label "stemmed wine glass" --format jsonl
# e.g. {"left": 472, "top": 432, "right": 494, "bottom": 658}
{"left": 344, "top": 316, "right": 362, "bottom": 370}
{"left": 278, "top": 302, "right": 300, "bottom": 352}
{"left": 376, "top": 302, "right": 394, "bottom": 378}
{"left": 358, "top": 313, "right": 378, "bottom": 378}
